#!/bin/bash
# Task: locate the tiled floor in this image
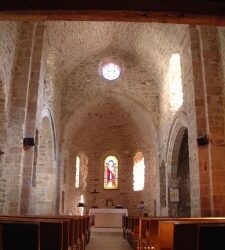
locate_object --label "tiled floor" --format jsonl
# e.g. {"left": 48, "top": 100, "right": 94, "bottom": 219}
{"left": 86, "top": 231, "right": 132, "bottom": 250}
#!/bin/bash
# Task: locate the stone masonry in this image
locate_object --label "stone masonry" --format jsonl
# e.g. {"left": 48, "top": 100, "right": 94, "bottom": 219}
{"left": 0, "top": 21, "right": 225, "bottom": 217}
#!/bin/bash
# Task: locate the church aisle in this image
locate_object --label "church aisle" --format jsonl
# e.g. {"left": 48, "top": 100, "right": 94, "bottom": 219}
{"left": 86, "top": 232, "right": 132, "bottom": 250}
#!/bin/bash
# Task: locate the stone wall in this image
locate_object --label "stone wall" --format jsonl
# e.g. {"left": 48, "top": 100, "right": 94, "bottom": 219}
{"left": 1, "top": 21, "right": 225, "bottom": 216}
{"left": 58, "top": 43, "right": 160, "bottom": 215}
{"left": 0, "top": 21, "right": 19, "bottom": 113}
{"left": 218, "top": 27, "right": 225, "bottom": 135}
{"left": 198, "top": 26, "right": 225, "bottom": 216}
{"left": 0, "top": 22, "right": 19, "bottom": 213}
{"left": 62, "top": 96, "right": 158, "bottom": 216}
{"left": 35, "top": 115, "right": 57, "bottom": 214}
{"left": 31, "top": 27, "right": 62, "bottom": 214}
{"left": 159, "top": 25, "right": 201, "bottom": 216}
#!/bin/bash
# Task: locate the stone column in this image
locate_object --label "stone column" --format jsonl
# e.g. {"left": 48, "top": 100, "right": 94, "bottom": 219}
{"left": 5, "top": 22, "right": 44, "bottom": 214}
{"left": 189, "top": 26, "right": 212, "bottom": 216}
{"left": 20, "top": 23, "right": 45, "bottom": 215}
{"left": 190, "top": 26, "right": 225, "bottom": 216}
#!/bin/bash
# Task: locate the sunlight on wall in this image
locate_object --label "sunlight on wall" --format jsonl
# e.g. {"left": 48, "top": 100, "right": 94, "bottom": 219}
{"left": 75, "top": 156, "right": 80, "bottom": 188}
{"left": 133, "top": 152, "right": 145, "bottom": 191}
{"left": 169, "top": 53, "right": 183, "bottom": 112}
{"left": 80, "top": 194, "right": 84, "bottom": 203}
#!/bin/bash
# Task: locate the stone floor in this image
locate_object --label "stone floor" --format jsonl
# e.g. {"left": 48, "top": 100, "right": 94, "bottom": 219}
{"left": 86, "top": 230, "right": 132, "bottom": 250}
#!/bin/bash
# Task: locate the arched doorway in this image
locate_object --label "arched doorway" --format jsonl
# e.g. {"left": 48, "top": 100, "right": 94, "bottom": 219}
{"left": 177, "top": 129, "right": 191, "bottom": 216}
{"left": 168, "top": 128, "right": 191, "bottom": 217}
{"left": 35, "top": 114, "right": 57, "bottom": 214}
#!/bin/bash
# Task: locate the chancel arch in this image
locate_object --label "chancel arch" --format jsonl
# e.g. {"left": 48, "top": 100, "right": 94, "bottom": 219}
{"left": 61, "top": 93, "right": 159, "bottom": 216}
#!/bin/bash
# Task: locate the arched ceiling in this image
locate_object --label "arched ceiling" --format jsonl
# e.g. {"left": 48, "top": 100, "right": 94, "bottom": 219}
{"left": 45, "top": 21, "right": 188, "bottom": 85}
{"left": 62, "top": 93, "right": 158, "bottom": 150}
{"left": 45, "top": 21, "right": 188, "bottom": 136}
{"left": 69, "top": 97, "right": 144, "bottom": 153}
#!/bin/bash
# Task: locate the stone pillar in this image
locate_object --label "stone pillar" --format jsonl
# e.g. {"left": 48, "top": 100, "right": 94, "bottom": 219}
{"left": 189, "top": 26, "right": 212, "bottom": 216}
{"left": 0, "top": 81, "right": 7, "bottom": 214}
{"left": 20, "top": 23, "right": 45, "bottom": 215}
{"left": 5, "top": 22, "right": 44, "bottom": 214}
{"left": 190, "top": 26, "right": 225, "bottom": 216}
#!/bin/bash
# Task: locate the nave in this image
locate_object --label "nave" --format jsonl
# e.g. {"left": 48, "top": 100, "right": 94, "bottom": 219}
{"left": 86, "top": 230, "right": 131, "bottom": 250}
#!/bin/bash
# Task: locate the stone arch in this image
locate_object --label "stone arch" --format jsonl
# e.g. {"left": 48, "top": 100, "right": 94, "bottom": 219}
{"left": 61, "top": 91, "right": 159, "bottom": 144}
{"left": 35, "top": 109, "right": 57, "bottom": 214}
{"left": 62, "top": 93, "right": 159, "bottom": 216}
{"left": 166, "top": 112, "right": 191, "bottom": 217}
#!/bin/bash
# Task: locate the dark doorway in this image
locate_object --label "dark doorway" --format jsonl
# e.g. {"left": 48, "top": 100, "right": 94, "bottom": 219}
{"left": 177, "top": 129, "right": 191, "bottom": 217}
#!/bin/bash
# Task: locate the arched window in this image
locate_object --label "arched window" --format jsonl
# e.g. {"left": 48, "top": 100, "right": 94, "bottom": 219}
{"left": 169, "top": 53, "right": 183, "bottom": 112}
{"left": 133, "top": 152, "right": 145, "bottom": 191}
{"left": 75, "top": 156, "right": 80, "bottom": 188}
{"left": 104, "top": 155, "right": 119, "bottom": 190}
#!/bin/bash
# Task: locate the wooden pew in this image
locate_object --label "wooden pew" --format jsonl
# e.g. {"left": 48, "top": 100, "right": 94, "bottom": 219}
{"left": 0, "top": 217, "right": 65, "bottom": 250}
{"left": 122, "top": 215, "right": 128, "bottom": 239}
{"left": 172, "top": 221, "right": 225, "bottom": 250}
{"left": 138, "top": 217, "right": 225, "bottom": 250}
{"left": 123, "top": 216, "right": 140, "bottom": 249}
{"left": 0, "top": 215, "right": 91, "bottom": 250}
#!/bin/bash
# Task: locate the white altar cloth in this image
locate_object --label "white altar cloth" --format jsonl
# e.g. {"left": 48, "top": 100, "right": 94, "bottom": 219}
{"left": 89, "top": 208, "right": 128, "bottom": 228}
{"left": 89, "top": 208, "right": 128, "bottom": 216}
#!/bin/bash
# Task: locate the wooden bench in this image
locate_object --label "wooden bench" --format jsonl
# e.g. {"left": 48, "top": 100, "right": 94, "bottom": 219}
{"left": 0, "top": 215, "right": 91, "bottom": 250}
{"left": 0, "top": 217, "right": 65, "bottom": 250}
{"left": 173, "top": 222, "right": 225, "bottom": 250}
{"left": 138, "top": 217, "right": 225, "bottom": 250}
{"left": 123, "top": 216, "right": 225, "bottom": 250}
{"left": 122, "top": 216, "right": 140, "bottom": 249}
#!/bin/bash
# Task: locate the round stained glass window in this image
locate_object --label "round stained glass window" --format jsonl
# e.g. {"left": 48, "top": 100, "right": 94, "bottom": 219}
{"left": 101, "top": 62, "right": 121, "bottom": 81}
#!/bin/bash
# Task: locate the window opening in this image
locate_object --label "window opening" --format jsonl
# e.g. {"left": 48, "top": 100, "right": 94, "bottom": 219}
{"left": 133, "top": 152, "right": 145, "bottom": 191}
{"left": 104, "top": 155, "right": 119, "bottom": 189}
{"left": 75, "top": 156, "right": 80, "bottom": 188}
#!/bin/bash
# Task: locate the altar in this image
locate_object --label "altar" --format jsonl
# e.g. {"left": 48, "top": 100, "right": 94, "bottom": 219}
{"left": 89, "top": 208, "right": 128, "bottom": 228}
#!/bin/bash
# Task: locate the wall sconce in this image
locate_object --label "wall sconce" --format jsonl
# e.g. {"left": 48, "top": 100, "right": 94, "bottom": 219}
{"left": 23, "top": 138, "right": 35, "bottom": 150}
{"left": 197, "top": 135, "right": 208, "bottom": 147}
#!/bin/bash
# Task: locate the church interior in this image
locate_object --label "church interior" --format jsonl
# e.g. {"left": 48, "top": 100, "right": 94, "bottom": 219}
{"left": 1, "top": 2, "right": 225, "bottom": 249}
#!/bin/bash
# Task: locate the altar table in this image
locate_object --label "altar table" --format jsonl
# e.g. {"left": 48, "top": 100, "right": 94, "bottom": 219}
{"left": 89, "top": 208, "right": 128, "bottom": 228}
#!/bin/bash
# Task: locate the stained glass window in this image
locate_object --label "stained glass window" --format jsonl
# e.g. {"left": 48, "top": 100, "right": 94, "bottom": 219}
{"left": 75, "top": 156, "right": 80, "bottom": 188}
{"left": 133, "top": 152, "right": 145, "bottom": 191}
{"left": 104, "top": 155, "right": 119, "bottom": 189}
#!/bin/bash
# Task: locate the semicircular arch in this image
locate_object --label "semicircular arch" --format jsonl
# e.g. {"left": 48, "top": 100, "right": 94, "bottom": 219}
{"left": 61, "top": 91, "right": 159, "bottom": 146}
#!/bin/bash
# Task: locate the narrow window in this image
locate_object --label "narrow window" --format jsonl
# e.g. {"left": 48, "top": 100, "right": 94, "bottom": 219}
{"left": 104, "top": 155, "right": 119, "bottom": 190}
{"left": 133, "top": 152, "right": 145, "bottom": 191}
{"left": 75, "top": 156, "right": 80, "bottom": 188}
{"left": 169, "top": 53, "right": 183, "bottom": 112}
